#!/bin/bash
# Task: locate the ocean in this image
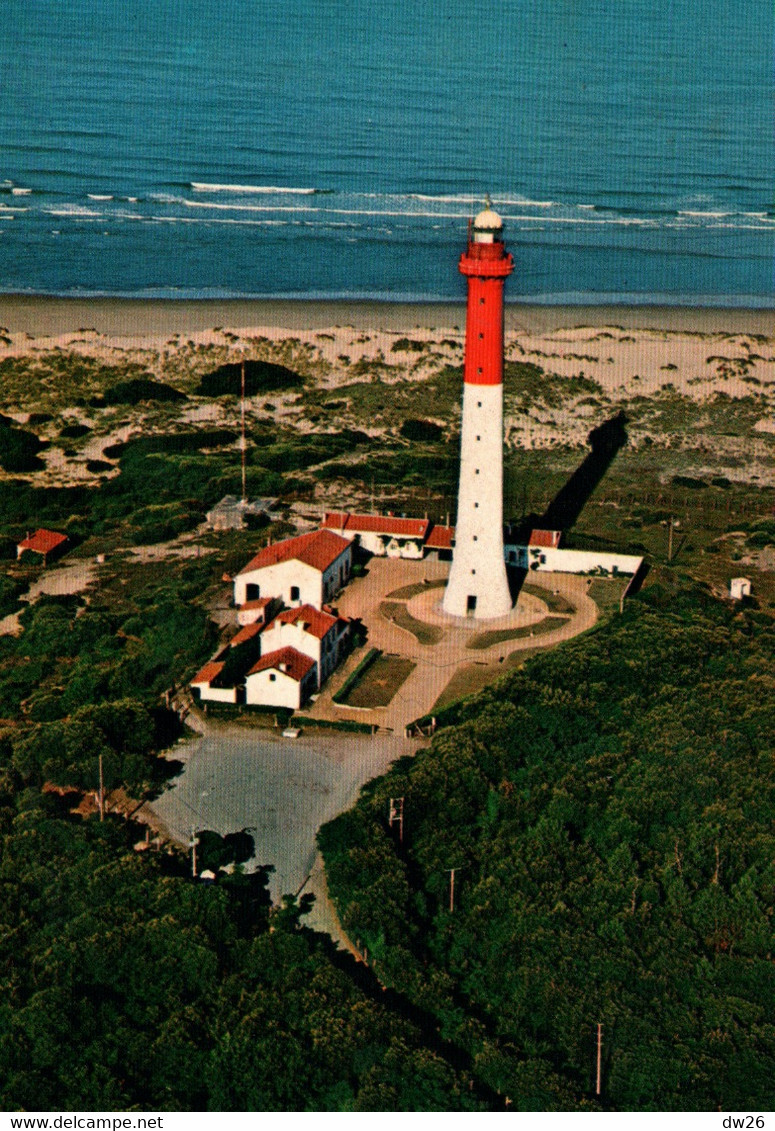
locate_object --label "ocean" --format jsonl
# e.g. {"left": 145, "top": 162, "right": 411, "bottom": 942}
{"left": 0, "top": 0, "right": 772, "bottom": 306}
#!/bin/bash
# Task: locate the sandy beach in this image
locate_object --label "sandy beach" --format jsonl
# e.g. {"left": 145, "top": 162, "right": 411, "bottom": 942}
{"left": 1, "top": 294, "right": 773, "bottom": 340}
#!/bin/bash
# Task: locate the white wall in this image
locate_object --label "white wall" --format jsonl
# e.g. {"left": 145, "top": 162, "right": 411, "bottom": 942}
{"left": 192, "top": 683, "right": 238, "bottom": 705}
{"left": 320, "top": 547, "right": 352, "bottom": 602}
{"left": 245, "top": 666, "right": 316, "bottom": 710}
{"left": 236, "top": 545, "right": 352, "bottom": 610}
{"left": 260, "top": 621, "right": 322, "bottom": 678}
{"left": 235, "top": 559, "right": 323, "bottom": 609}
{"left": 510, "top": 545, "right": 643, "bottom": 576}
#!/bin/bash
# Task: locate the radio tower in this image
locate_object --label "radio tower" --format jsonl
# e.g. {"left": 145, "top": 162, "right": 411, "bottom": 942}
{"left": 443, "top": 199, "right": 514, "bottom": 620}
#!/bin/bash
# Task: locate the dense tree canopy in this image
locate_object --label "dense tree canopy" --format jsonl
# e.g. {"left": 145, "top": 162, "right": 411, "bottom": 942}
{"left": 320, "top": 578, "right": 775, "bottom": 1111}
{"left": 0, "top": 787, "right": 486, "bottom": 1111}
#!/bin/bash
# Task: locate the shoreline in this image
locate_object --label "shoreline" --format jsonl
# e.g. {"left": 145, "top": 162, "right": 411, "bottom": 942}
{"left": 1, "top": 294, "right": 773, "bottom": 339}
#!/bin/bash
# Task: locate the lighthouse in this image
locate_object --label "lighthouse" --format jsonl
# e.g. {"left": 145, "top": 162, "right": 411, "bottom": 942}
{"left": 443, "top": 201, "right": 514, "bottom": 619}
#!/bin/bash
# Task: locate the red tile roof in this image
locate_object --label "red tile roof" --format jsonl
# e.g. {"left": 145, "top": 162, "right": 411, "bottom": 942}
{"left": 191, "top": 660, "right": 225, "bottom": 686}
{"left": 425, "top": 524, "right": 455, "bottom": 550}
{"left": 17, "top": 529, "right": 68, "bottom": 555}
{"left": 229, "top": 622, "right": 264, "bottom": 647}
{"left": 265, "top": 604, "right": 339, "bottom": 641}
{"left": 529, "top": 529, "right": 562, "bottom": 548}
{"left": 323, "top": 512, "right": 430, "bottom": 539}
{"left": 238, "top": 530, "right": 351, "bottom": 576}
{"left": 247, "top": 646, "right": 315, "bottom": 684}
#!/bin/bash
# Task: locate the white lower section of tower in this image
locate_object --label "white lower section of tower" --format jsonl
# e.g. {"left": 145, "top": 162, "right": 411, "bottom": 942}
{"left": 442, "top": 382, "right": 512, "bottom": 619}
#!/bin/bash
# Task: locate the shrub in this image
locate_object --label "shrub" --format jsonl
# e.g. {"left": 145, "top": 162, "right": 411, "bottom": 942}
{"left": 102, "top": 378, "right": 186, "bottom": 405}
{"left": 399, "top": 419, "right": 443, "bottom": 442}
{"left": 0, "top": 425, "right": 46, "bottom": 472}
{"left": 197, "top": 361, "right": 304, "bottom": 397}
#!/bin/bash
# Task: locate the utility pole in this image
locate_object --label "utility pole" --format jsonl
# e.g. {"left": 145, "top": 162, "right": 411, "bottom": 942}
{"left": 596, "top": 1022, "right": 602, "bottom": 1097}
{"left": 446, "top": 867, "right": 463, "bottom": 913}
{"left": 190, "top": 829, "right": 199, "bottom": 878}
{"left": 98, "top": 754, "right": 104, "bottom": 822}
{"left": 388, "top": 797, "right": 404, "bottom": 844}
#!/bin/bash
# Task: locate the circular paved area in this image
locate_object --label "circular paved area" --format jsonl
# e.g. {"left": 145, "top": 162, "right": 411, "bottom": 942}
{"left": 405, "top": 584, "right": 547, "bottom": 631}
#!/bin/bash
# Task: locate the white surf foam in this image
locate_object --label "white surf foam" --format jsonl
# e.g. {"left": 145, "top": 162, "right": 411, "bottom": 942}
{"left": 190, "top": 182, "right": 317, "bottom": 195}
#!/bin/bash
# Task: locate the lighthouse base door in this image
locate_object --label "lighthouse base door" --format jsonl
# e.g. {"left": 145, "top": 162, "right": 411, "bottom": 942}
{"left": 466, "top": 595, "right": 477, "bottom": 616}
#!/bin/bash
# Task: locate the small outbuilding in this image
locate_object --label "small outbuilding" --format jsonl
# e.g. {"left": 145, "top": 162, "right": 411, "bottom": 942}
{"left": 323, "top": 511, "right": 430, "bottom": 559}
{"left": 730, "top": 577, "right": 752, "bottom": 600}
{"left": 16, "top": 528, "right": 69, "bottom": 564}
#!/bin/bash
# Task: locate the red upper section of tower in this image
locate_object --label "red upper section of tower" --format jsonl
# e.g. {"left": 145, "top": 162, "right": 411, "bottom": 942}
{"left": 459, "top": 239, "right": 514, "bottom": 277}
{"left": 459, "top": 217, "right": 514, "bottom": 386}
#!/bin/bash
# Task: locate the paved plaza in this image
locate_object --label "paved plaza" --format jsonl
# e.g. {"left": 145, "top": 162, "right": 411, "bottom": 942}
{"left": 305, "top": 557, "right": 600, "bottom": 732}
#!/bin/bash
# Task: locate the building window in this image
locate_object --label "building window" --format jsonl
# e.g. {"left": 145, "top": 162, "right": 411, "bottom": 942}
{"left": 269, "top": 673, "right": 276, "bottom": 682}
{"left": 290, "top": 585, "right": 300, "bottom": 601}
{"left": 471, "top": 569, "right": 476, "bottom": 575}
{"left": 477, "top": 401, "right": 482, "bottom": 407}
{"left": 479, "top": 297, "right": 485, "bottom": 305}
{"left": 474, "top": 502, "right": 479, "bottom": 508}
{"left": 475, "top": 468, "right": 480, "bottom": 475}
{"left": 476, "top": 435, "right": 480, "bottom": 441}
{"left": 473, "top": 536, "right": 478, "bottom": 541}
{"left": 477, "top": 367, "right": 483, "bottom": 375}
{"left": 246, "top": 583, "right": 259, "bottom": 600}
{"left": 478, "top": 333, "right": 484, "bottom": 340}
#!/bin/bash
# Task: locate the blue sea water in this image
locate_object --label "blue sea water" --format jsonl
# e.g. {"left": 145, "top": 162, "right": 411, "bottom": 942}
{"left": 0, "top": 0, "right": 772, "bottom": 305}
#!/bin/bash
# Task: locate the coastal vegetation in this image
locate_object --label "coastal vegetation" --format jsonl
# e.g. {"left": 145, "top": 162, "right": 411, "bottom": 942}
{"left": 0, "top": 324, "right": 773, "bottom": 1109}
{"left": 319, "top": 575, "right": 775, "bottom": 1110}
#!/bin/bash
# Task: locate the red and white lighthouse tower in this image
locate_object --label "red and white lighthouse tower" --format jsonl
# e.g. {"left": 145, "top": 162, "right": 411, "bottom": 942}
{"left": 443, "top": 201, "right": 513, "bottom": 619}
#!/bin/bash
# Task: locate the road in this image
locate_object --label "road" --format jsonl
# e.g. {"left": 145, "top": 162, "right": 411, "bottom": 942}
{"left": 148, "top": 724, "right": 415, "bottom": 937}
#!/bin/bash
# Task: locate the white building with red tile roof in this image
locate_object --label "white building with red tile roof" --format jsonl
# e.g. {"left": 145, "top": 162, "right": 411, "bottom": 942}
{"left": 260, "top": 604, "right": 350, "bottom": 689}
{"left": 424, "top": 524, "right": 455, "bottom": 555}
{"left": 234, "top": 529, "right": 352, "bottom": 611}
{"left": 190, "top": 660, "right": 237, "bottom": 705}
{"left": 245, "top": 646, "right": 317, "bottom": 710}
{"left": 323, "top": 511, "right": 430, "bottom": 558}
{"left": 190, "top": 621, "right": 264, "bottom": 705}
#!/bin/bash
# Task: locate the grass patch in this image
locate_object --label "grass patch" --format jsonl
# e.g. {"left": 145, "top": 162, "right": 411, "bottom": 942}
{"left": 339, "top": 653, "right": 416, "bottom": 708}
{"left": 432, "top": 664, "right": 505, "bottom": 711}
{"left": 386, "top": 579, "right": 446, "bottom": 600}
{"left": 466, "top": 615, "right": 569, "bottom": 650}
{"left": 379, "top": 601, "right": 444, "bottom": 645}
{"left": 588, "top": 577, "right": 630, "bottom": 619}
{"left": 332, "top": 647, "right": 381, "bottom": 705}
{"left": 521, "top": 583, "right": 575, "bottom": 614}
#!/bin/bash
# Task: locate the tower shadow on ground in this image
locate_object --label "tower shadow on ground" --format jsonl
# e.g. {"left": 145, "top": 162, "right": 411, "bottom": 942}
{"left": 540, "top": 411, "right": 628, "bottom": 531}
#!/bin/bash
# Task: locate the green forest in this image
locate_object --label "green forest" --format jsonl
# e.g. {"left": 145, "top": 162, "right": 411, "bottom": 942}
{"left": 0, "top": 796, "right": 486, "bottom": 1111}
{"left": 319, "top": 575, "right": 775, "bottom": 1111}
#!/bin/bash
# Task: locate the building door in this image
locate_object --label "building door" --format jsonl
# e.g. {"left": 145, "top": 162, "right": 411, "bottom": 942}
{"left": 466, "top": 594, "right": 477, "bottom": 615}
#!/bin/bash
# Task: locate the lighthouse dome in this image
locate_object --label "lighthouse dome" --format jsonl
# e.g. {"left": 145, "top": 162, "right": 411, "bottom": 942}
{"left": 473, "top": 207, "right": 503, "bottom": 231}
